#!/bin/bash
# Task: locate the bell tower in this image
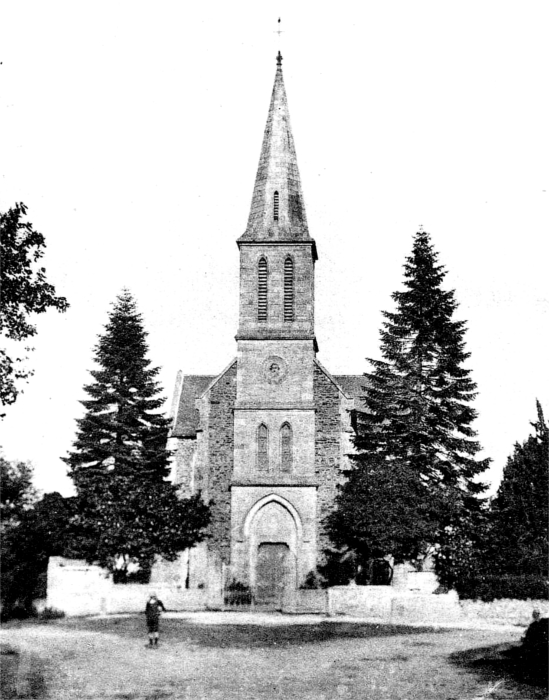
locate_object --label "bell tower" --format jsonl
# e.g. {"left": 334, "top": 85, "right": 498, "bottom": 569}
{"left": 230, "top": 53, "right": 319, "bottom": 595}
{"left": 236, "top": 51, "right": 318, "bottom": 346}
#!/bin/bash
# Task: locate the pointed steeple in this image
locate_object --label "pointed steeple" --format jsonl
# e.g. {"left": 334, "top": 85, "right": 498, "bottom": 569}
{"left": 240, "top": 52, "right": 310, "bottom": 241}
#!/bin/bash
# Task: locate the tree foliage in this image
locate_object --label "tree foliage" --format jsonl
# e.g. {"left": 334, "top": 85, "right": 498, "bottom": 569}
{"left": 489, "top": 400, "right": 548, "bottom": 577}
{"left": 445, "top": 402, "right": 548, "bottom": 600}
{"left": 1, "top": 490, "right": 75, "bottom": 615}
{"left": 326, "top": 455, "right": 444, "bottom": 566}
{"left": 327, "top": 230, "right": 489, "bottom": 573}
{"left": 0, "top": 455, "right": 37, "bottom": 524}
{"left": 0, "top": 459, "right": 73, "bottom": 615}
{"left": 0, "top": 203, "right": 69, "bottom": 409}
{"left": 64, "top": 290, "right": 211, "bottom": 579}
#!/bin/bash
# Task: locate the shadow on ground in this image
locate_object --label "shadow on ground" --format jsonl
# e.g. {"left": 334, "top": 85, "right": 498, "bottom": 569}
{"left": 0, "top": 643, "right": 47, "bottom": 699}
{"left": 62, "top": 616, "right": 451, "bottom": 648}
{"left": 450, "top": 642, "right": 548, "bottom": 698}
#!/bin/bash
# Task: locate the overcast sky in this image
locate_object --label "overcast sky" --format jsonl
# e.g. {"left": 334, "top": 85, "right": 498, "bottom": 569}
{"left": 1, "top": 1, "right": 547, "bottom": 497}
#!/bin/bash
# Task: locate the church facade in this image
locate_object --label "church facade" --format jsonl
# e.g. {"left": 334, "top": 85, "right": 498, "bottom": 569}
{"left": 167, "top": 54, "right": 364, "bottom": 603}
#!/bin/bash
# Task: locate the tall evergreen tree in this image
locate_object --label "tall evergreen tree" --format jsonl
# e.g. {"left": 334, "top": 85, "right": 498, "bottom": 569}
{"left": 327, "top": 230, "right": 489, "bottom": 572}
{"left": 446, "top": 402, "right": 548, "bottom": 600}
{"left": 489, "top": 401, "right": 548, "bottom": 577}
{"left": 64, "top": 290, "right": 210, "bottom": 579}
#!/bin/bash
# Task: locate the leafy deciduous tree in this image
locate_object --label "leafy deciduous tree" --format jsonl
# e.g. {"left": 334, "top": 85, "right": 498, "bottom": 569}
{"left": 0, "top": 203, "right": 69, "bottom": 409}
{"left": 0, "top": 455, "right": 37, "bottom": 524}
{"left": 1, "top": 491, "right": 75, "bottom": 615}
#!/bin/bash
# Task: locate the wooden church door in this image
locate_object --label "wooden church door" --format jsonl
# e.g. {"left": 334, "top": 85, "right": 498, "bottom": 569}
{"left": 255, "top": 543, "right": 290, "bottom": 608}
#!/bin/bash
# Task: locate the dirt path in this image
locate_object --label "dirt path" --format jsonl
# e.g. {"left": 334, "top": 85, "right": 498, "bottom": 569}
{"left": 1, "top": 615, "right": 543, "bottom": 700}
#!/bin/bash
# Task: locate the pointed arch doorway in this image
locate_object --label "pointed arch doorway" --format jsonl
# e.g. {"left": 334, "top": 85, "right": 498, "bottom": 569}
{"left": 246, "top": 496, "right": 299, "bottom": 610}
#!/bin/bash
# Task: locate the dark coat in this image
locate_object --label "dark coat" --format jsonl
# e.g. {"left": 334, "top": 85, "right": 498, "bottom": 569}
{"left": 145, "top": 599, "right": 166, "bottom": 621}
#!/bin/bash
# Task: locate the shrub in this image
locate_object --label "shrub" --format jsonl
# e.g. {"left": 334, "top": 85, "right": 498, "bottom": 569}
{"left": 1, "top": 603, "right": 35, "bottom": 621}
{"left": 224, "top": 579, "right": 252, "bottom": 606}
{"left": 112, "top": 566, "right": 151, "bottom": 585}
{"left": 456, "top": 574, "right": 548, "bottom": 601}
{"left": 38, "top": 607, "right": 65, "bottom": 621}
{"left": 300, "top": 570, "right": 326, "bottom": 589}
{"left": 318, "top": 549, "right": 356, "bottom": 587}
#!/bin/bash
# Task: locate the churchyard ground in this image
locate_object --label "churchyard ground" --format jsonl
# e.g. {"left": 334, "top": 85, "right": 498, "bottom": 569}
{"left": 1, "top": 612, "right": 546, "bottom": 700}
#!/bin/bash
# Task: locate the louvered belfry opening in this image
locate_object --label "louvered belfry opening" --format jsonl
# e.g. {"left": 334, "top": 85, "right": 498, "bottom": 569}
{"left": 258, "top": 257, "right": 268, "bottom": 321}
{"left": 283, "top": 256, "right": 294, "bottom": 321}
{"left": 273, "top": 191, "right": 279, "bottom": 222}
{"left": 280, "top": 423, "right": 292, "bottom": 472}
{"left": 257, "top": 424, "right": 269, "bottom": 471}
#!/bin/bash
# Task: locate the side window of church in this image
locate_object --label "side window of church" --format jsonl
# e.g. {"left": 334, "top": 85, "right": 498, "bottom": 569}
{"left": 280, "top": 423, "right": 292, "bottom": 472}
{"left": 258, "top": 257, "right": 268, "bottom": 321}
{"left": 257, "top": 424, "right": 269, "bottom": 471}
{"left": 284, "top": 256, "right": 294, "bottom": 322}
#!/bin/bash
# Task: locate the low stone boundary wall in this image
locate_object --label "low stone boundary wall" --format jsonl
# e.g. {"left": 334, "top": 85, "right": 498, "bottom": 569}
{"left": 284, "top": 586, "right": 548, "bottom": 626}
{"left": 105, "top": 585, "right": 207, "bottom": 614}
{"left": 285, "top": 589, "right": 329, "bottom": 614}
{"left": 48, "top": 558, "right": 548, "bottom": 625}
{"left": 327, "top": 586, "right": 463, "bottom": 624}
{"left": 47, "top": 557, "right": 212, "bottom": 617}
{"left": 329, "top": 586, "right": 393, "bottom": 620}
{"left": 459, "top": 598, "right": 549, "bottom": 626}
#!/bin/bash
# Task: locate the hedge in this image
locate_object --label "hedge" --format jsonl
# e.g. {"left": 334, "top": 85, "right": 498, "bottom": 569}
{"left": 456, "top": 574, "right": 548, "bottom": 602}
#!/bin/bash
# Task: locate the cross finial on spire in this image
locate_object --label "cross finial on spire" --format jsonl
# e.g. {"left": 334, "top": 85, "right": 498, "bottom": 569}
{"left": 277, "top": 50, "right": 283, "bottom": 67}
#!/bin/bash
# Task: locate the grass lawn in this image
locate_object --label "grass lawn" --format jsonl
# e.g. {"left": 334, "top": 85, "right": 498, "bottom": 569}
{"left": 1, "top": 614, "right": 545, "bottom": 700}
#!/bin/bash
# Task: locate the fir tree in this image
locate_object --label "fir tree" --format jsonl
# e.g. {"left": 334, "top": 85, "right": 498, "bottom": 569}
{"left": 446, "top": 402, "right": 548, "bottom": 599}
{"left": 64, "top": 290, "right": 210, "bottom": 579}
{"left": 328, "top": 230, "right": 489, "bottom": 571}
{"left": 489, "top": 401, "right": 548, "bottom": 577}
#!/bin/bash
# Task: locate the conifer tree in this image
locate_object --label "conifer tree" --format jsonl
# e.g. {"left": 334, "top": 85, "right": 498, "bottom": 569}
{"left": 489, "top": 401, "right": 548, "bottom": 577}
{"left": 64, "top": 290, "right": 210, "bottom": 579}
{"left": 328, "top": 230, "right": 489, "bottom": 571}
{"left": 447, "top": 402, "right": 548, "bottom": 599}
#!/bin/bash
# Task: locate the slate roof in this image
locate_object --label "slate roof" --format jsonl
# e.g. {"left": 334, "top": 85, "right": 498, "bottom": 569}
{"left": 171, "top": 369, "right": 371, "bottom": 440}
{"left": 333, "top": 375, "right": 370, "bottom": 408}
{"left": 171, "top": 375, "right": 214, "bottom": 438}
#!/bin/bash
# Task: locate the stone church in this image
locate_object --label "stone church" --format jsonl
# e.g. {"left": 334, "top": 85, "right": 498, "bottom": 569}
{"left": 167, "top": 53, "right": 365, "bottom": 604}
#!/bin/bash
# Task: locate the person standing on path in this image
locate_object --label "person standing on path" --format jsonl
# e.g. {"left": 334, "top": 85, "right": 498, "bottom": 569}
{"left": 145, "top": 593, "right": 166, "bottom": 647}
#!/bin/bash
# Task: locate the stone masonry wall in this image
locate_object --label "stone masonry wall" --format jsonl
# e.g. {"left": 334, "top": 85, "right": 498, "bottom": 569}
{"left": 314, "top": 364, "right": 344, "bottom": 559}
{"left": 168, "top": 438, "right": 197, "bottom": 495}
{"left": 206, "top": 363, "right": 237, "bottom": 563}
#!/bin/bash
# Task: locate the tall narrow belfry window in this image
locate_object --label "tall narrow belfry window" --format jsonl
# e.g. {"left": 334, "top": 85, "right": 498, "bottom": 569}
{"left": 258, "top": 257, "right": 268, "bottom": 321}
{"left": 273, "top": 191, "right": 279, "bottom": 222}
{"left": 280, "top": 423, "right": 292, "bottom": 472}
{"left": 257, "top": 424, "right": 269, "bottom": 472}
{"left": 283, "top": 256, "right": 294, "bottom": 321}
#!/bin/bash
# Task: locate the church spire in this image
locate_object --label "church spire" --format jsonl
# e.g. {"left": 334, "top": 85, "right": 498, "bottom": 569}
{"left": 240, "top": 53, "right": 310, "bottom": 241}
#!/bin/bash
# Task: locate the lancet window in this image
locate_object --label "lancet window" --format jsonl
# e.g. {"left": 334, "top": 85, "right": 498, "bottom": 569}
{"left": 258, "top": 257, "right": 268, "bottom": 321}
{"left": 273, "top": 191, "right": 279, "bottom": 222}
{"left": 257, "top": 424, "right": 269, "bottom": 472}
{"left": 283, "top": 256, "right": 294, "bottom": 322}
{"left": 280, "top": 422, "right": 293, "bottom": 472}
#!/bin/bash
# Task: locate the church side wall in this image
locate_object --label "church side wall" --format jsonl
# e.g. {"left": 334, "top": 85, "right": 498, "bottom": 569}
{"left": 168, "top": 437, "right": 197, "bottom": 495}
{"left": 207, "top": 363, "right": 237, "bottom": 564}
{"left": 313, "top": 364, "right": 345, "bottom": 558}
